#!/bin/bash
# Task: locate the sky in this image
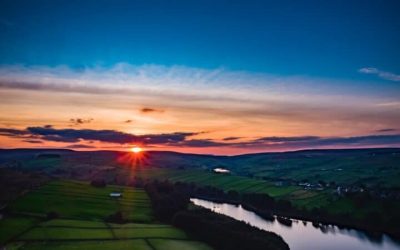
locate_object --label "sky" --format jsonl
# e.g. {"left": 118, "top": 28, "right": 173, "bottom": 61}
{"left": 0, "top": 0, "right": 399, "bottom": 155}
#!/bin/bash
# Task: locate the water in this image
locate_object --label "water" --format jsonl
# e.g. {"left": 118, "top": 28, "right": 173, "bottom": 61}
{"left": 191, "top": 198, "right": 400, "bottom": 250}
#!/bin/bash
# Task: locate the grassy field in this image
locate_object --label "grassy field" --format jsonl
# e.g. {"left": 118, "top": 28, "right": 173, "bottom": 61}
{"left": 0, "top": 216, "right": 39, "bottom": 244}
{"left": 3, "top": 148, "right": 398, "bottom": 213}
{"left": 1, "top": 180, "right": 213, "bottom": 250}
{"left": 120, "top": 168, "right": 329, "bottom": 209}
{"left": 10, "top": 180, "right": 153, "bottom": 222}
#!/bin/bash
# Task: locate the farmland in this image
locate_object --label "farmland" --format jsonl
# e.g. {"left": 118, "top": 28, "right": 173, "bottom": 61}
{"left": 113, "top": 168, "right": 331, "bottom": 209}
{"left": 1, "top": 180, "right": 213, "bottom": 250}
{"left": 1, "top": 148, "right": 400, "bottom": 242}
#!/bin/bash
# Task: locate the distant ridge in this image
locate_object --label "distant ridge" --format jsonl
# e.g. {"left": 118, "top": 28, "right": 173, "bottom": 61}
{"left": 1, "top": 147, "right": 399, "bottom": 157}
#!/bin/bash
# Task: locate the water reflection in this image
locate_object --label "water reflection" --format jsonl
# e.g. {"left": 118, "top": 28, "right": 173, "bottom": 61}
{"left": 191, "top": 198, "right": 400, "bottom": 250}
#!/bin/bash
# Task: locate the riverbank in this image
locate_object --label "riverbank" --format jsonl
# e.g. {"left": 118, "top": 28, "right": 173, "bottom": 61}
{"left": 191, "top": 192, "right": 400, "bottom": 241}
{"left": 191, "top": 198, "right": 400, "bottom": 250}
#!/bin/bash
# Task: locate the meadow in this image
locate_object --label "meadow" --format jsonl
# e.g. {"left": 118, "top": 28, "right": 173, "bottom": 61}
{"left": 118, "top": 168, "right": 330, "bottom": 209}
{"left": 1, "top": 180, "right": 213, "bottom": 250}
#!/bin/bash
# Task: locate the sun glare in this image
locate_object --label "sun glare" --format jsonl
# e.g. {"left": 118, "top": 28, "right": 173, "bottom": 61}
{"left": 130, "top": 146, "right": 143, "bottom": 153}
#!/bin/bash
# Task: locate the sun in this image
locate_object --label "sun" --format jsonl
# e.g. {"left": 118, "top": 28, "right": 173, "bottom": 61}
{"left": 130, "top": 146, "right": 143, "bottom": 153}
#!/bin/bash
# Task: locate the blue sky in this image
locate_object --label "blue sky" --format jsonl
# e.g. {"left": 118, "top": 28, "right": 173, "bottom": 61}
{"left": 1, "top": 0, "right": 399, "bottom": 79}
{"left": 0, "top": 0, "right": 399, "bottom": 153}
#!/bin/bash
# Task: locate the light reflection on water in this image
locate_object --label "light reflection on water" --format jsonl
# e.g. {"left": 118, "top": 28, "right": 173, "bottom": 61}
{"left": 190, "top": 198, "right": 400, "bottom": 250}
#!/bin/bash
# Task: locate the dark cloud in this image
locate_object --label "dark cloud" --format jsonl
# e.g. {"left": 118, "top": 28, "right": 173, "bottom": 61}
{"left": 241, "top": 134, "right": 400, "bottom": 148}
{"left": 22, "top": 127, "right": 198, "bottom": 144}
{"left": 173, "top": 139, "right": 227, "bottom": 147}
{"left": 376, "top": 128, "right": 396, "bottom": 133}
{"left": 223, "top": 137, "right": 241, "bottom": 141}
{"left": 70, "top": 118, "right": 93, "bottom": 126}
{"left": 124, "top": 120, "right": 133, "bottom": 123}
{"left": 40, "top": 135, "right": 80, "bottom": 143}
{"left": 254, "top": 136, "right": 321, "bottom": 143}
{"left": 0, "top": 128, "right": 29, "bottom": 137}
{"left": 22, "top": 139, "right": 43, "bottom": 144}
{"left": 27, "top": 127, "right": 137, "bottom": 144}
{"left": 141, "top": 107, "right": 164, "bottom": 113}
{"left": 65, "top": 144, "right": 96, "bottom": 149}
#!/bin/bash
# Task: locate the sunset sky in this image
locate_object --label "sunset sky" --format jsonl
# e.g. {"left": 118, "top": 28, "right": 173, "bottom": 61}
{"left": 0, "top": 0, "right": 399, "bottom": 155}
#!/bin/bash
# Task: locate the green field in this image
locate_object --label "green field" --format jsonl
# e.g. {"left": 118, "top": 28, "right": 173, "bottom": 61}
{"left": 0, "top": 216, "right": 39, "bottom": 244}
{"left": 4, "top": 148, "right": 398, "bottom": 214}
{"left": 119, "top": 168, "right": 328, "bottom": 209}
{"left": 10, "top": 180, "right": 153, "bottom": 222}
{"left": 1, "top": 180, "right": 213, "bottom": 250}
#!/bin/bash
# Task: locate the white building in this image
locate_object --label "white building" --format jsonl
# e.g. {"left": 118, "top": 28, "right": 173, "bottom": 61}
{"left": 109, "top": 192, "right": 122, "bottom": 198}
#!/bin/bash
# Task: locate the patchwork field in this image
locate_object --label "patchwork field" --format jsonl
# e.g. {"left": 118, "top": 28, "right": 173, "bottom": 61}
{"left": 119, "top": 168, "right": 329, "bottom": 209}
{"left": 1, "top": 180, "right": 213, "bottom": 250}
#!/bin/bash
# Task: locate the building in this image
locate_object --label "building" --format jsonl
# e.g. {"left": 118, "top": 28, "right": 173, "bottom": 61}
{"left": 109, "top": 192, "right": 122, "bottom": 198}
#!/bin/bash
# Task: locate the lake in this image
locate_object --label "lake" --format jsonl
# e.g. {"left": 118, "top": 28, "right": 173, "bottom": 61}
{"left": 190, "top": 198, "right": 400, "bottom": 250}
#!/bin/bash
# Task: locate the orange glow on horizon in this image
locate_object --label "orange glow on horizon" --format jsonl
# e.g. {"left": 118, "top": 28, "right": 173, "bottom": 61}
{"left": 130, "top": 146, "right": 143, "bottom": 154}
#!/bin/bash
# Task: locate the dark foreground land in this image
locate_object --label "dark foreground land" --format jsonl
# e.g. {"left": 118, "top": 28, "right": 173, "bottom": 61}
{"left": 0, "top": 148, "right": 399, "bottom": 248}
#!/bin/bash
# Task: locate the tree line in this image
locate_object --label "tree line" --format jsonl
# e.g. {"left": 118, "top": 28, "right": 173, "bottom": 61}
{"left": 144, "top": 180, "right": 289, "bottom": 250}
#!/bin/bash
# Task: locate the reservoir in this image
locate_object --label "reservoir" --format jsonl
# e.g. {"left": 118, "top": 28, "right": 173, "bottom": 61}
{"left": 190, "top": 198, "right": 400, "bottom": 250}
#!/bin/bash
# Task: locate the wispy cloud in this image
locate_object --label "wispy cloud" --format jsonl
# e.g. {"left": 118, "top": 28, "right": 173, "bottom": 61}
{"left": 65, "top": 144, "right": 96, "bottom": 149}
{"left": 359, "top": 67, "right": 400, "bottom": 82}
{"left": 376, "top": 128, "right": 396, "bottom": 133}
{"left": 222, "top": 137, "right": 241, "bottom": 141}
{"left": 0, "top": 64, "right": 382, "bottom": 106}
{"left": 140, "top": 108, "right": 164, "bottom": 113}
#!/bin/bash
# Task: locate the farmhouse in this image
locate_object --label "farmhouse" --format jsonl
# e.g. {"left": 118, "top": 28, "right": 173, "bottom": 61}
{"left": 213, "top": 168, "right": 230, "bottom": 174}
{"left": 109, "top": 192, "right": 122, "bottom": 198}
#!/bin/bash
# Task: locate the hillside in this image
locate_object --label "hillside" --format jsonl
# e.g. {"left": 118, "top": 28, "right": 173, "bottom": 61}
{"left": 1, "top": 148, "right": 399, "bottom": 188}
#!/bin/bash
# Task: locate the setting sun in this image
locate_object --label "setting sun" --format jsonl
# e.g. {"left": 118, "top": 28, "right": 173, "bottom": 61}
{"left": 130, "top": 146, "right": 143, "bottom": 153}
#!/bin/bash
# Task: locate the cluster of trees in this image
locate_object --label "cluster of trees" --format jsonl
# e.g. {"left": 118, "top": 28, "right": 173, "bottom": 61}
{"left": 0, "top": 168, "right": 50, "bottom": 208}
{"left": 174, "top": 209, "right": 289, "bottom": 250}
{"left": 145, "top": 180, "right": 289, "bottom": 250}
{"left": 145, "top": 180, "right": 189, "bottom": 222}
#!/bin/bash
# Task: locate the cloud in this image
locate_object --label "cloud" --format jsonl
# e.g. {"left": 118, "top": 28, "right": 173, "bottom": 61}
{"left": 376, "top": 128, "right": 396, "bottom": 133}
{"left": 124, "top": 120, "right": 133, "bottom": 123}
{"left": 0, "top": 126, "right": 199, "bottom": 145}
{"left": 141, "top": 107, "right": 164, "bottom": 113}
{"left": 65, "top": 144, "right": 96, "bottom": 149}
{"left": 254, "top": 136, "right": 320, "bottom": 143}
{"left": 70, "top": 118, "right": 93, "bottom": 126}
{"left": 243, "top": 134, "right": 400, "bottom": 149}
{"left": 22, "top": 139, "right": 43, "bottom": 144}
{"left": 40, "top": 135, "right": 80, "bottom": 143}
{"left": 359, "top": 67, "right": 400, "bottom": 82}
{"left": 0, "top": 128, "right": 29, "bottom": 137}
{"left": 222, "top": 137, "right": 241, "bottom": 141}
{"left": 172, "top": 139, "right": 227, "bottom": 147}
{"left": 0, "top": 64, "right": 380, "bottom": 109}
